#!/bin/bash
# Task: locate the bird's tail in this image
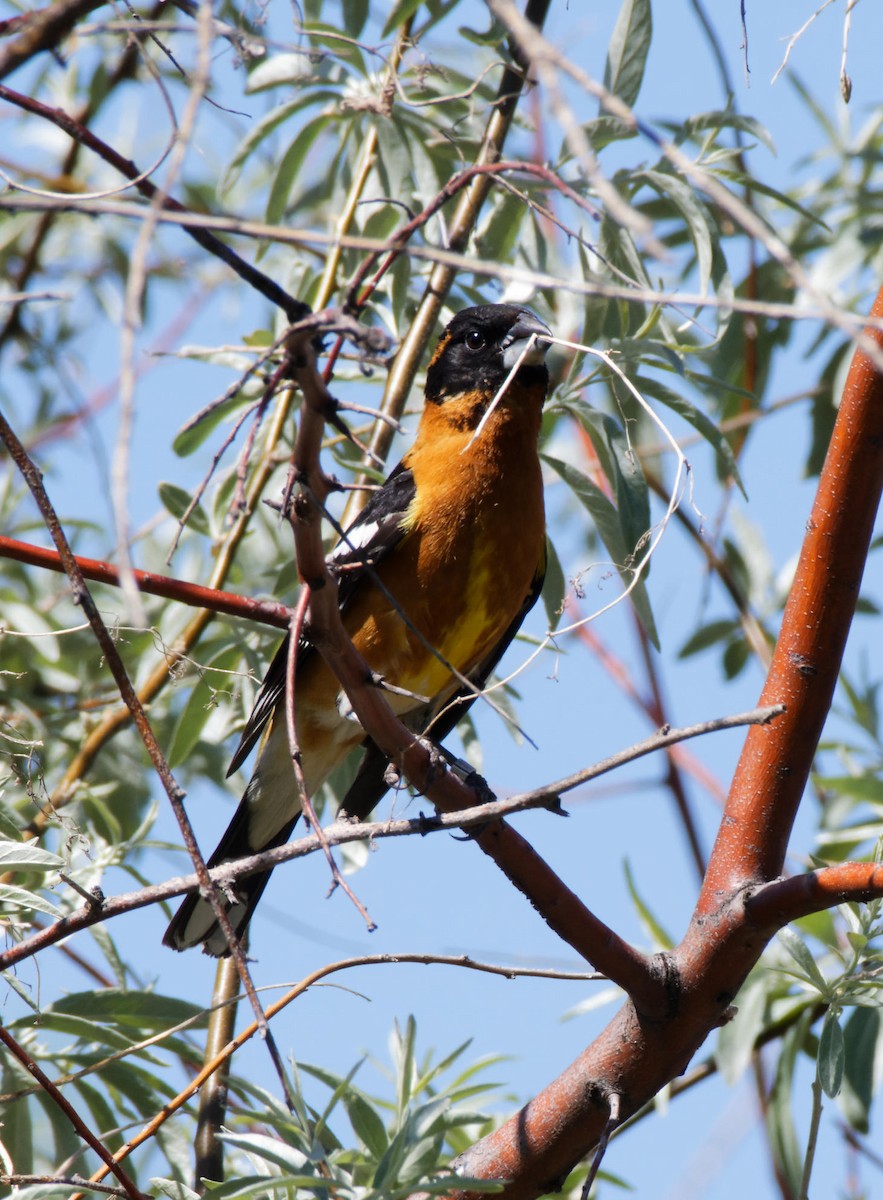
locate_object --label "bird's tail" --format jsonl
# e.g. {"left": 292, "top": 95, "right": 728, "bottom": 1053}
{"left": 163, "top": 797, "right": 298, "bottom": 956}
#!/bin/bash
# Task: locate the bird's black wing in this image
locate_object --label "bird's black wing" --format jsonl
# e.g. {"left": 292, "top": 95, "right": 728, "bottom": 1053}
{"left": 339, "top": 543, "right": 548, "bottom": 819}
{"left": 226, "top": 462, "right": 415, "bottom": 777}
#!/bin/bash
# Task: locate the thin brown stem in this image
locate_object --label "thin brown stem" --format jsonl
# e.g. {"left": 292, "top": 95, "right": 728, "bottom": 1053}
{"left": 0, "top": 1024, "right": 148, "bottom": 1200}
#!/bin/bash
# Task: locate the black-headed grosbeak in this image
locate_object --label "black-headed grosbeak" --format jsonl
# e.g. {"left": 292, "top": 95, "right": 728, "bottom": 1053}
{"left": 164, "top": 303, "right": 551, "bottom": 954}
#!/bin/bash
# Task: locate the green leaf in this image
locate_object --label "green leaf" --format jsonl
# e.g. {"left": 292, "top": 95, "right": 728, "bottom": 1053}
{"left": 777, "top": 926, "right": 829, "bottom": 995}
{"left": 767, "top": 1012, "right": 811, "bottom": 1194}
{"left": 151, "top": 1180, "right": 202, "bottom": 1200}
{"left": 639, "top": 168, "right": 714, "bottom": 295}
{"left": 716, "top": 971, "right": 770, "bottom": 1084}
{"left": 679, "top": 109, "right": 777, "bottom": 157}
{"left": 0, "top": 839, "right": 63, "bottom": 872}
{"left": 839, "top": 1006, "right": 882, "bottom": 1132}
{"left": 636, "top": 376, "right": 744, "bottom": 494}
{"left": 342, "top": 0, "right": 369, "bottom": 37}
{"left": 679, "top": 619, "right": 740, "bottom": 659}
{"left": 47, "top": 988, "right": 206, "bottom": 1031}
{"left": 571, "top": 407, "right": 651, "bottom": 569}
{"left": 374, "top": 115, "right": 414, "bottom": 204}
{"left": 623, "top": 859, "right": 673, "bottom": 950}
{"left": 0, "top": 884, "right": 60, "bottom": 916}
{"left": 382, "top": 0, "right": 424, "bottom": 38}
{"left": 158, "top": 482, "right": 211, "bottom": 536}
{"left": 603, "top": 0, "right": 652, "bottom": 109}
{"left": 222, "top": 90, "right": 339, "bottom": 191}
{"left": 2, "top": 1057, "right": 34, "bottom": 1176}
{"left": 541, "top": 536, "right": 565, "bottom": 631}
{"left": 266, "top": 113, "right": 335, "bottom": 226}
{"left": 346, "top": 1089, "right": 389, "bottom": 1157}
{"left": 818, "top": 1009, "right": 845, "bottom": 1098}
{"left": 173, "top": 394, "right": 255, "bottom": 458}
{"left": 543, "top": 453, "right": 659, "bottom": 648}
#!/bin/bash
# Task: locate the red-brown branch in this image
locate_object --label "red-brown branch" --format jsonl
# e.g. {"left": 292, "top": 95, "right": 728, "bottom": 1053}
{"left": 699, "top": 287, "right": 883, "bottom": 907}
{"left": 747, "top": 862, "right": 883, "bottom": 928}
{"left": 437, "top": 289, "right": 883, "bottom": 1199}
{"left": 0, "top": 535, "right": 290, "bottom": 628}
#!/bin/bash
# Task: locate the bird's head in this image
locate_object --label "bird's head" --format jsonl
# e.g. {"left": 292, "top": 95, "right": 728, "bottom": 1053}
{"left": 424, "top": 304, "right": 551, "bottom": 409}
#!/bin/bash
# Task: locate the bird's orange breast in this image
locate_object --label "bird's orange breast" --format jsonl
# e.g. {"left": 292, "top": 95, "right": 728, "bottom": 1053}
{"left": 293, "top": 384, "right": 545, "bottom": 785}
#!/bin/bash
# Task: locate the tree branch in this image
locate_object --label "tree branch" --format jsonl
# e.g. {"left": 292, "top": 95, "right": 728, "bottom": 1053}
{"left": 436, "top": 287, "right": 883, "bottom": 1200}
{"left": 0, "top": 535, "right": 291, "bottom": 628}
{"left": 747, "top": 862, "right": 883, "bottom": 928}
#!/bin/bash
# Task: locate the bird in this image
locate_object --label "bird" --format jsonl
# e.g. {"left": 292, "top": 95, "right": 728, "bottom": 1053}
{"left": 163, "top": 303, "right": 552, "bottom": 955}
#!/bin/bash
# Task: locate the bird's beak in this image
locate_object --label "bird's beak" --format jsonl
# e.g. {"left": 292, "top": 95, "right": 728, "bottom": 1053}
{"left": 501, "top": 311, "right": 552, "bottom": 369}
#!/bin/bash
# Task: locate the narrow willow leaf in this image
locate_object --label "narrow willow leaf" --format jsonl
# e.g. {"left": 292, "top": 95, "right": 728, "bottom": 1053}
{"left": 603, "top": 0, "right": 652, "bottom": 109}
{"left": 818, "top": 1010, "right": 845, "bottom": 1098}
{"left": 777, "top": 926, "right": 829, "bottom": 994}
{"left": 839, "top": 1006, "right": 882, "bottom": 1133}
{"left": 158, "top": 481, "right": 211, "bottom": 536}
{"left": 167, "top": 645, "right": 242, "bottom": 769}
{"left": 266, "top": 113, "right": 335, "bottom": 226}
{"left": 0, "top": 839, "right": 63, "bottom": 871}
{"left": 624, "top": 859, "right": 674, "bottom": 949}
{"left": 541, "top": 535, "right": 565, "bottom": 630}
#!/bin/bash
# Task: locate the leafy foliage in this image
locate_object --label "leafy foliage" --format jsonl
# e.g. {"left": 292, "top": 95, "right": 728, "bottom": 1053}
{"left": 2, "top": 1, "right": 883, "bottom": 1198}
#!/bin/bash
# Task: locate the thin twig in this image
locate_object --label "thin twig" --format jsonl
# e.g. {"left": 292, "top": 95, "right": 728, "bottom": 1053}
{"left": 0, "top": 407, "right": 285, "bottom": 1088}
{"left": 0, "top": 703, "right": 787, "bottom": 973}
{"left": 73, "top": 951, "right": 605, "bottom": 1192}
{"left": 0, "top": 1025, "right": 148, "bottom": 1200}
{"left": 5, "top": 192, "right": 882, "bottom": 342}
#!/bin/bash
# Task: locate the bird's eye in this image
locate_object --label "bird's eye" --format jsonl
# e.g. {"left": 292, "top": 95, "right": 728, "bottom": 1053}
{"left": 464, "top": 329, "right": 486, "bottom": 351}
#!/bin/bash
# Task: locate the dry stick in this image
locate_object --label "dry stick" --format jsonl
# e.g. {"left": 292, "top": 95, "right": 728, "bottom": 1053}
{"left": 0, "top": 702, "right": 789, "bottom": 976}
{"left": 435, "top": 294, "right": 883, "bottom": 1200}
{"left": 9, "top": 190, "right": 883, "bottom": 341}
{"left": 0, "top": 1025, "right": 147, "bottom": 1200}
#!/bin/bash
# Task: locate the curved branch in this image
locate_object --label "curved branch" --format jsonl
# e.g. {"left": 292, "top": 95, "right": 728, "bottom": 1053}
{"left": 699, "top": 286, "right": 883, "bottom": 904}
{"left": 747, "top": 862, "right": 883, "bottom": 928}
{"left": 438, "top": 287, "right": 883, "bottom": 1200}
